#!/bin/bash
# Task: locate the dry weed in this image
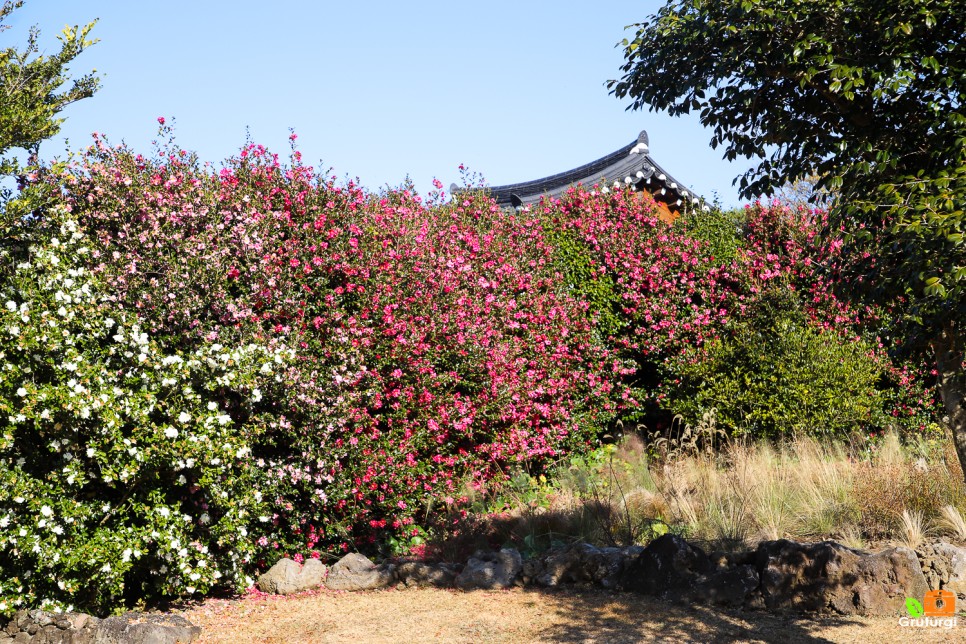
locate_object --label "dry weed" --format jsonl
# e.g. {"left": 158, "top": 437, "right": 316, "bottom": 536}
{"left": 898, "top": 508, "right": 927, "bottom": 549}
{"left": 936, "top": 505, "right": 966, "bottom": 541}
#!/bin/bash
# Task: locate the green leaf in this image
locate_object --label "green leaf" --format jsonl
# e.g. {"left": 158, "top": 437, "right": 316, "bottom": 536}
{"left": 906, "top": 597, "right": 925, "bottom": 617}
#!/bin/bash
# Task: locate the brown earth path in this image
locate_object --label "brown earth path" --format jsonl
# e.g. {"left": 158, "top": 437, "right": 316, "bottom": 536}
{"left": 181, "top": 586, "right": 964, "bottom": 644}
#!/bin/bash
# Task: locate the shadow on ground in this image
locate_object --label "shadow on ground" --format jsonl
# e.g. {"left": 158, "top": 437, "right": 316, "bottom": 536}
{"left": 513, "top": 587, "right": 860, "bottom": 644}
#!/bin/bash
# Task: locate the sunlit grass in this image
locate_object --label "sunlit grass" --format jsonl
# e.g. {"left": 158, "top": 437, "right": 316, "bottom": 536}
{"left": 467, "top": 430, "right": 966, "bottom": 553}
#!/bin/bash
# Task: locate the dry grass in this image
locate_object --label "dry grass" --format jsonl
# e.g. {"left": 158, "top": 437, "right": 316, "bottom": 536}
{"left": 937, "top": 505, "right": 966, "bottom": 540}
{"left": 837, "top": 525, "right": 867, "bottom": 550}
{"left": 466, "top": 430, "right": 966, "bottom": 553}
{"left": 898, "top": 509, "right": 927, "bottom": 549}
{"left": 182, "top": 587, "right": 957, "bottom": 644}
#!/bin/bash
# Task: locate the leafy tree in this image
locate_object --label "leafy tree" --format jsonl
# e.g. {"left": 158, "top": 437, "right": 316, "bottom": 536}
{"left": 609, "top": 1, "right": 966, "bottom": 475}
{"left": 0, "top": 0, "right": 99, "bottom": 170}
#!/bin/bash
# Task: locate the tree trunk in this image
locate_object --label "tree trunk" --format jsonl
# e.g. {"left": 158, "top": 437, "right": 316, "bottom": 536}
{"left": 933, "top": 322, "right": 966, "bottom": 481}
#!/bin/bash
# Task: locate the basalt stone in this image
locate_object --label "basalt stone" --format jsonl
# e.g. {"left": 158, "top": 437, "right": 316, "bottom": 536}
{"left": 525, "top": 543, "right": 640, "bottom": 590}
{"left": 756, "top": 539, "right": 927, "bottom": 616}
{"left": 532, "top": 544, "right": 585, "bottom": 587}
{"left": 2, "top": 611, "right": 99, "bottom": 644}
{"left": 621, "top": 534, "right": 713, "bottom": 597}
{"left": 256, "top": 557, "right": 326, "bottom": 595}
{"left": 918, "top": 542, "right": 966, "bottom": 598}
{"left": 455, "top": 548, "right": 523, "bottom": 590}
{"left": 396, "top": 561, "right": 459, "bottom": 588}
{"left": 324, "top": 553, "right": 396, "bottom": 591}
{"left": 92, "top": 613, "right": 200, "bottom": 644}
{"left": 520, "top": 557, "right": 543, "bottom": 586}
{"left": 691, "top": 564, "right": 761, "bottom": 608}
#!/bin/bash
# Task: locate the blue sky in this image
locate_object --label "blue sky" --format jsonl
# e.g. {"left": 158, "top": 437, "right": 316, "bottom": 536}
{"left": 11, "top": 1, "right": 753, "bottom": 207}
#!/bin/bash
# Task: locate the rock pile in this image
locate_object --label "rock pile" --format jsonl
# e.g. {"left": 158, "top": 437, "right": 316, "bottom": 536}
{"left": 5, "top": 537, "right": 965, "bottom": 642}
{"left": 1, "top": 610, "right": 200, "bottom": 643}
{"left": 250, "top": 536, "right": 966, "bottom": 618}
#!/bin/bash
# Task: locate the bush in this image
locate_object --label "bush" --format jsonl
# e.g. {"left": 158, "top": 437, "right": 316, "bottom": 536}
{"left": 39, "top": 129, "right": 615, "bottom": 560}
{"left": 536, "top": 191, "right": 940, "bottom": 439}
{"left": 0, "top": 127, "right": 944, "bottom": 615}
{"left": 0, "top": 199, "right": 285, "bottom": 614}
{"left": 671, "top": 290, "right": 886, "bottom": 437}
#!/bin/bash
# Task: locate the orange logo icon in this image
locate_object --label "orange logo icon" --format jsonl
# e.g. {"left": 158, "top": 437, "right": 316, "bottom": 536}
{"left": 923, "top": 589, "right": 956, "bottom": 617}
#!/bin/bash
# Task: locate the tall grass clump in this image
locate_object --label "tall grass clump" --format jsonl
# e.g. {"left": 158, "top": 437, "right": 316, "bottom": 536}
{"left": 475, "top": 430, "right": 966, "bottom": 554}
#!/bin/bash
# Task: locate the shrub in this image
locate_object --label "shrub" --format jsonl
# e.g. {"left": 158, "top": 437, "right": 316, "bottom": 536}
{"left": 671, "top": 290, "right": 886, "bottom": 438}
{"left": 39, "top": 129, "right": 616, "bottom": 558}
{"left": 536, "top": 190, "right": 941, "bottom": 439}
{"left": 0, "top": 126, "right": 946, "bottom": 615}
{"left": 0, "top": 198, "right": 285, "bottom": 614}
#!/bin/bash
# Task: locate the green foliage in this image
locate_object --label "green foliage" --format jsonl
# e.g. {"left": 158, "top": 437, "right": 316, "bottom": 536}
{"left": 670, "top": 294, "right": 886, "bottom": 438}
{"left": 676, "top": 206, "right": 745, "bottom": 265}
{"left": 0, "top": 1, "right": 99, "bottom": 170}
{"left": 541, "top": 218, "right": 624, "bottom": 338}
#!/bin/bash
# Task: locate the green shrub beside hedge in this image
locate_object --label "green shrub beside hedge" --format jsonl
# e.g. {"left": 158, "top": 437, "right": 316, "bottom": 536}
{"left": 669, "top": 290, "right": 886, "bottom": 438}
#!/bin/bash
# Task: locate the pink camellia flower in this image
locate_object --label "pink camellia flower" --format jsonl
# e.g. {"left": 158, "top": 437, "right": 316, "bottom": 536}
{"left": 157, "top": 117, "right": 165, "bottom": 125}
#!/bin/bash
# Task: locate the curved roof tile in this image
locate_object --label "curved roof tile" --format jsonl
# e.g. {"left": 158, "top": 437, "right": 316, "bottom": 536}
{"left": 451, "top": 131, "right": 703, "bottom": 213}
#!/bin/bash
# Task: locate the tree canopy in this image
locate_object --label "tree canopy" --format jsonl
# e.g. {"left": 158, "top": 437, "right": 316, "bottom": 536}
{"left": 609, "top": 0, "right": 966, "bottom": 474}
{"left": 0, "top": 0, "right": 99, "bottom": 169}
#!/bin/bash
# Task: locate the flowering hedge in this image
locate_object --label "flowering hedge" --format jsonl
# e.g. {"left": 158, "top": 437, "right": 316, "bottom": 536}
{"left": 32, "top": 128, "right": 615, "bottom": 564}
{"left": 0, "top": 125, "right": 942, "bottom": 615}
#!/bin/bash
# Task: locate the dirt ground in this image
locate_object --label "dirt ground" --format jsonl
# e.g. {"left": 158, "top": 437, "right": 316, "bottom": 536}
{"left": 180, "top": 586, "right": 963, "bottom": 644}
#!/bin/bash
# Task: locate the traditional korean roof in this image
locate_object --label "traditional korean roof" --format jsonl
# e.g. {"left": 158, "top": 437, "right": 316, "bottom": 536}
{"left": 452, "top": 130, "right": 705, "bottom": 220}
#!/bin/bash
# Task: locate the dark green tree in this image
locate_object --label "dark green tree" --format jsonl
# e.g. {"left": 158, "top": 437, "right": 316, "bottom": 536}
{"left": 609, "top": 0, "right": 966, "bottom": 474}
{"left": 0, "top": 0, "right": 98, "bottom": 170}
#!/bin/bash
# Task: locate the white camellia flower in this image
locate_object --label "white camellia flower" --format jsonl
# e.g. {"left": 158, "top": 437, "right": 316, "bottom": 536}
{"left": 178, "top": 412, "right": 191, "bottom": 424}
{"left": 16, "top": 387, "right": 27, "bottom": 397}
{"left": 40, "top": 505, "right": 53, "bottom": 518}
{"left": 164, "top": 427, "right": 178, "bottom": 439}
{"left": 251, "top": 388, "right": 262, "bottom": 402}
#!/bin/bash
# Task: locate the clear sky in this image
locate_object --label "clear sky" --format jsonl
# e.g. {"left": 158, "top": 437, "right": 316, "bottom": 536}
{"left": 11, "top": 1, "right": 754, "bottom": 208}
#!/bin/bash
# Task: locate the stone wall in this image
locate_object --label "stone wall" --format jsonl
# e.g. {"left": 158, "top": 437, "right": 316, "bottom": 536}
{"left": 5, "top": 536, "right": 965, "bottom": 643}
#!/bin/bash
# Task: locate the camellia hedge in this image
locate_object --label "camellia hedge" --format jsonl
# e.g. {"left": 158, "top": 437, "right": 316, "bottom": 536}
{"left": 0, "top": 128, "right": 941, "bottom": 615}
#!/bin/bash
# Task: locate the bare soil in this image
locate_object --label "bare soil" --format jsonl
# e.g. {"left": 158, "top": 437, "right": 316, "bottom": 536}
{"left": 181, "top": 586, "right": 962, "bottom": 644}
